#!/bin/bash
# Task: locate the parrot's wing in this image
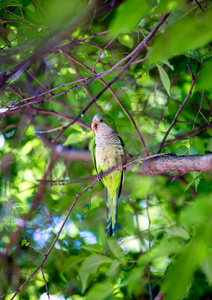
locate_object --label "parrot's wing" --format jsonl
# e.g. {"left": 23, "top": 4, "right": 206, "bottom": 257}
{"left": 89, "top": 138, "right": 97, "bottom": 172}
{"left": 119, "top": 136, "right": 127, "bottom": 157}
{"left": 117, "top": 135, "right": 126, "bottom": 198}
{"left": 118, "top": 170, "right": 125, "bottom": 199}
{"left": 119, "top": 135, "right": 125, "bottom": 147}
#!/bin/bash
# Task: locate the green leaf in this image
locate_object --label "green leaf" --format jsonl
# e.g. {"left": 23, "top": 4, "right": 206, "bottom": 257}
{"left": 124, "top": 267, "right": 144, "bottom": 296}
{"left": 107, "top": 239, "right": 125, "bottom": 261}
{"left": 195, "top": 177, "right": 200, "bottom": 192}
{"left": 86, "top": 282, "right": 114, "bottom": 300}
{"left": 132, "top": 162, "right": 142, "bottom": 172}
{"left": 109, "top": 0, "right": 148, "bottom": 36}
{"left": 81, "top": 244, "right": 102, "bottom": 253}
{"left": 79, "top": 255, "right": 112, "bottom": 293}
{"left": 1, "top": 0, "right": 13, "bottom": 8}
{"left": 163, "top": 59, "right": 174, "bottom": 70}
{"left": 20, "top": 0, "right": 32, "bottom": 7}
{"left": 207, "top": 138, "right": 212, "bottom": 152}
{"left": 169, "top": 55, "right": 188, "bottom": 76}
{"left": 139, "top": 239, "right": 182, "bottom": 265}
{"left": 166, "top": 226, "right": 190, "bottom": 240}
{"left": 151, "top": 12, "right": 212, "bottom": 63}
{"left": 64, "top": 130, "right": 93, "bottom": 145}
{"left": 118, "top": 34, "right": 134, "bottom": 49}
{"left": 176, "top": 145, "right": 188, "bottom": 156}
{"left": 184, "top": 179, "right": 195, "bottom": 193}
{"left": 21, "top": 239, "right": 29, "bottom": 246}
{"left": 106, "top": 260, "right": 121, "bottom": 276}
{"left": 189, "top": 145, "right": 198, "bottom": 155}
{"left": 163, "top": 197, "right": 212, "bottom": 300}
{"left": 157, "top": 64, "right": 171, "bottom": 96}
{"left": 197, "top": 59, "right": 212, "bottom": 93}
{"left": 201, "top": 250, "right": 212, "bottom": 285}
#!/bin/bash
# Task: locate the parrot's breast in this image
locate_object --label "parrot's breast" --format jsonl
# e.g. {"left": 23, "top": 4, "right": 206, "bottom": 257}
{"left": 95, "top": 144, "right": 124, "bottom": 198}
{"left": 95, "top": 144, "right": 124, "bottom": 172}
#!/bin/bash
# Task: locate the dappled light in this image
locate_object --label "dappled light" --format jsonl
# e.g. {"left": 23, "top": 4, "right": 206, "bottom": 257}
{"left": 0, "top": 1, "right": 212, "bottom": 300}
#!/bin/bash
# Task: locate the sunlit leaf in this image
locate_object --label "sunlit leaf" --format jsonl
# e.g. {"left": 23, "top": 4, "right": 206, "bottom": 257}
{"left": 157, "top": 64, "right": 171, "bottom": 96}
{"left": 109, "top": 0, "right": 149, "bottom": 36}
{"left": 86, "top": 282, "right": 114, "bottom": 300}
{"left": 107, "top": 239, "right": 125, "bottom": 261}
{"left": 79, "top": 255, "right": 113, "bottom": 293}
{"left": 201, "top": 250, "right": 212, "bottom": 285}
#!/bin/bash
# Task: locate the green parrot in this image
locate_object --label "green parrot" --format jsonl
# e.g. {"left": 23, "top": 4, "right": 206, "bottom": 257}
{"left": 90, "top": 113, "right": 126, "bottom": 236}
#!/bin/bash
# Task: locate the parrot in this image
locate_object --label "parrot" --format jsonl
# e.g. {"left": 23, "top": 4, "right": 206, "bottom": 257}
{"left": 90, "top": 113, "right": 126, "bottom": 236}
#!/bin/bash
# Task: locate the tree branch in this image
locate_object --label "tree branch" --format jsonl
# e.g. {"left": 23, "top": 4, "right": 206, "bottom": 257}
{"left": 53, "top": 13, "right": 170, "bottom": 141}
{"left": 157, "top": 69, "right": 199, "bottom": 153}
{"left": 135, "top": 154, "right": 212, "bottom": 175}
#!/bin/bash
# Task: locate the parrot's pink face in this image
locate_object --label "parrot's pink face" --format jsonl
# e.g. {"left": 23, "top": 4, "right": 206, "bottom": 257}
{"left": 91, "top": 113, "right": 116, "bottom": 136}
{"left": 91, "top": 114, "right": 103, "bottom": 132}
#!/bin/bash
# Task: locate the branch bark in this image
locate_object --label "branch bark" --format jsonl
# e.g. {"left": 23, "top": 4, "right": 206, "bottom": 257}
{"left": 134, "top": 154, "right": 212, "bottom": 175}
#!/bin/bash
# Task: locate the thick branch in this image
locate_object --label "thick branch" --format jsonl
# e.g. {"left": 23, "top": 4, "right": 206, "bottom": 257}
{"left": 136, "top": 154, "right": 212, "bottom": 175}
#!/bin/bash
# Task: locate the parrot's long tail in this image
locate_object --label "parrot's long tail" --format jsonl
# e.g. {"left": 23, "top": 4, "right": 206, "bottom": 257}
{"left": 105, "top": 188, "right": 118, "bottom": 237}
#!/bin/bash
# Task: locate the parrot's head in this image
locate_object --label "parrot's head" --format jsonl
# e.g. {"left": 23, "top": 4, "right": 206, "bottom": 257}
{"left": 91, "top": 113, "right": 117, "bottom": 136}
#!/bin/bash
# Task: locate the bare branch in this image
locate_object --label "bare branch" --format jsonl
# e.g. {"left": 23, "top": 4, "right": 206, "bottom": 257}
{"left": 157, "top": 70, "right": 199, "bottom": 153}
{"left": 1, "top": 107, "right": 91, "bottom": 130}
{"left": 41, "top": 267, "right": 50, "bottom": 300}
{"left": 135, "top": 154, "right": 212, "bottom": 176}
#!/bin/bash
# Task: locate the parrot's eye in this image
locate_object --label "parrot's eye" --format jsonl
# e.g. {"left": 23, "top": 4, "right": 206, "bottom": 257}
{"left": 100, "top": 119, "right": 103, "bottom": 122}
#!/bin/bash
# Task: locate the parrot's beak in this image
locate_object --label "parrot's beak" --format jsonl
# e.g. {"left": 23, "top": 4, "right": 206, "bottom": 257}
{"left": 92, "top": 121, "right": 98, "bottom": 131}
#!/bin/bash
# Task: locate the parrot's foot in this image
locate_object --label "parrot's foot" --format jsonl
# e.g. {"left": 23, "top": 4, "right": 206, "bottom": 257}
{"left": 96, "top": 172, "right": 103, "bottom": 182}
{"left": 118, "top": 164, "right": 124, "bottom": 171}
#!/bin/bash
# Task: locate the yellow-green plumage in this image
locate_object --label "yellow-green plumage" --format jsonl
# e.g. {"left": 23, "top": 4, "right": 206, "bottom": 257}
{"left": 91, "top": 113, "right": 126, "bottom": 236}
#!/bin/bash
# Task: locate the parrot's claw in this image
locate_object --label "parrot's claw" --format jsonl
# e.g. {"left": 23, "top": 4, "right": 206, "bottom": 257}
{"left": 118, "top": 164, "right": 124, "bottom": 171}
{"left": 96, "top": 172, "right": 103, "bottom": 182}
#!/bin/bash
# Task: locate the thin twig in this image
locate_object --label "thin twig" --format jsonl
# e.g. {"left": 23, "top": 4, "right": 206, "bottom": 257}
{"left": 53, "top": 13, "right": 170, "bottom": 142}
{"left": 58, "top": 30, "right": 109, "bottom": 49}
{"left": 1, "top": 107, "right": 91, "bottom": 130}
{"left": 92, "top": 34, "right": 117, "bottom": 72}
{"left": 41, "top": 267, "right": 50, "bottom": 300}
{"left": 194, "top": 0, "right": 206, "bottom": 13}
{"left": 157, "top": 69, "right": 199, "bottom": 153}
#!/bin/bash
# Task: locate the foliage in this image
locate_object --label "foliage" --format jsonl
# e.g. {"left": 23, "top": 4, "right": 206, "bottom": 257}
{"left": 0, "top": 0, "right": 212, "bottom": 300}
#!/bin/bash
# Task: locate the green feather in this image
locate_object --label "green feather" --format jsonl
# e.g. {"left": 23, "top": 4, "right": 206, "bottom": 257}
{"left": 89, "top": 138, "right": 96, "bottom": 171}
{"left": 104, "top": 169, "right": 122, "bottom": 237}
{"left": 95, "top": 113, "right": 118, "bottom": 133}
